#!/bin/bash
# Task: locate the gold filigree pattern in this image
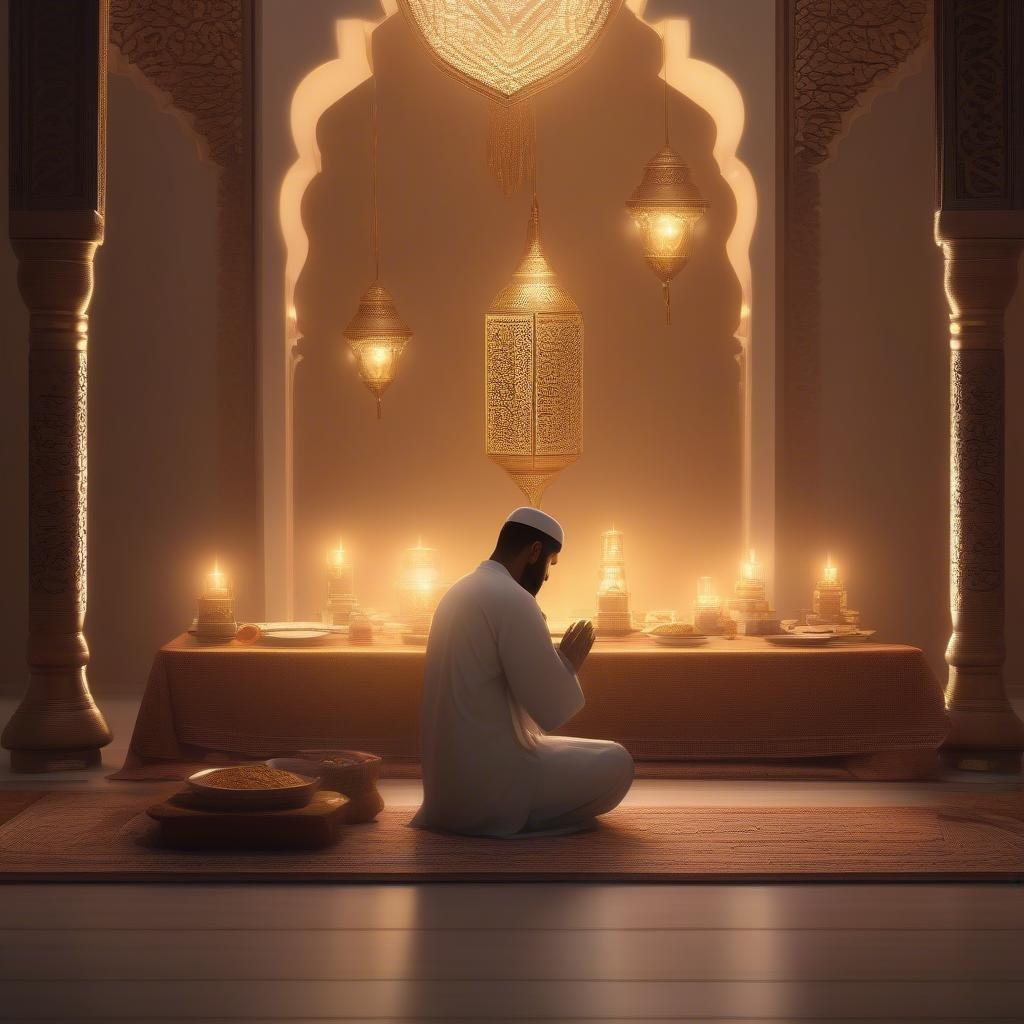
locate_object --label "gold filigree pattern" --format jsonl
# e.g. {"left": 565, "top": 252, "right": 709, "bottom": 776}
{"left": 398, "top": 0, "right": 621, "bottom": 102}
{"left": 485, "top": 200, "right": 583, "bottom": 506}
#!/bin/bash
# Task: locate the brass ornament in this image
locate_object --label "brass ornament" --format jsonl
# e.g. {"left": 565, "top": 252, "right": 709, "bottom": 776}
{"left": 344, "top": 282, "right": 413, "bottom": 419}
{"left": 398, "top": 0, "right": 622, "bottom": 193}
{"left": 485, "top": 198, "right": 583, "bottom": 506}
{"left": 626, "top": 143, "right": 708, "bottom": 324}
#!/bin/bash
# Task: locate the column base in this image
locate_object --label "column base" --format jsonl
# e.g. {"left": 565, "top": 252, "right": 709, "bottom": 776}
{"left": 8, "top": 747, "right": 103, "bottom": 773}
{"left": 1, "top": 671, "right": 112, "bottom": 773}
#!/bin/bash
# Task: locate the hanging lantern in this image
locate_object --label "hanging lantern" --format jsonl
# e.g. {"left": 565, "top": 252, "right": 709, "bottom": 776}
{"left": 344, "top": 283, "right": 412, "bottom": 418}
{"left": 626, "top": 144, "right": 707, "bottom": 325}
{"left": 485, "top": 198, "right": 583, "bottom": 506}
{"left": 342, "top": 78, "right": 412, "bottom": 418}
{"left": 398, "top": 0, "right": 621, "bottom": 194}
{"left": 626, "top": 32, "right": 708, "bottom": 324}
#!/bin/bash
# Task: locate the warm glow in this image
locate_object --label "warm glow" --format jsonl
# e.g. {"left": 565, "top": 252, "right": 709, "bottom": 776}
{"left": 204, "top": 560, "right": 229, "bottom": 597}
{"left": 741, "top": 548, "right": 763, "bottom": 583}
{"left": 352, "top": 336, "right": 404, "bottom": 387}
{"left": 696, "top": 575, "right": 721, "bottom": 608}
{"left": 822, "top": 555, "right": 839, "bottom": 585}
{"left": 328, "top": 539, "right": 347, "bottom": 568}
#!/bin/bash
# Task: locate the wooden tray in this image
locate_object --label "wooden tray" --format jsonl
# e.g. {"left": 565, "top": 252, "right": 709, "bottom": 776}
{"left": 147, "top": 790, "right": 349, "bottom": 849}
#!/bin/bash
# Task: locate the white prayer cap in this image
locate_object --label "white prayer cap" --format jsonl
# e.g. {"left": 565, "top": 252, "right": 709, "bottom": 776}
{"left": 505, "top": 506, "right": 564, "bottom": 547}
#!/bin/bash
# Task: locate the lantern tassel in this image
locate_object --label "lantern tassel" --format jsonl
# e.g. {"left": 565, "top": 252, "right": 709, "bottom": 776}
{"left": 488, "top": 97, "right": 536, "bottom": 195}
{"left": 663, "top": 282, "right": 672, "bottom": 325}
{"left": 376, "top": 396, "right": 382, "bottom": 420}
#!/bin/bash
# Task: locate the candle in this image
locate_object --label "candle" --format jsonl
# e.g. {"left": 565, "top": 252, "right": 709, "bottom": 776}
{"left": 822, "top": 554, "right": 839, "bottom": 586}
{"left": 727, "top": 548, "right": 780, "bottom": 636}
{"left": 741, "top": 549, "right": 765, "bottom": 585}
{"left": 398, "top": 539, "right": 442, "bottom": 633}
{"left": 328, "top": 539, "right": 347, "bottom": 569}
{"left": 694, "top": 576, "right": 723, "bottom": 634}
{"left": 204, "top": 560, "right": 230, "bottom": 598}
{"left": 195, "top": 558, "right": 236, "bottom": 642}
{"left": 812, "top": 552, "right": 849, "bottom": 623}
{"left": 325, "top": 538, "right": 357, "bottom": 626}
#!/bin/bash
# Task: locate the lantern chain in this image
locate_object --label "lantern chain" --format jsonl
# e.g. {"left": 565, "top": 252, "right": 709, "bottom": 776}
{"left": 371, "top": 75, "right": 381, "bottom": 282}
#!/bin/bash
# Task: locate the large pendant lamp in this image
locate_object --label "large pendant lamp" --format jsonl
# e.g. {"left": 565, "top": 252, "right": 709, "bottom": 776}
{"left": 398, "top": 0, "right": 621, "bottom": 194}
{"left": 344, "top": 79, "right": 412, "bottom": 418}
{"left": 626, "top": 35, "right": 708, "bottom": 325}
{"left": 485, "top": 195, "right": 583, "bottom": 507}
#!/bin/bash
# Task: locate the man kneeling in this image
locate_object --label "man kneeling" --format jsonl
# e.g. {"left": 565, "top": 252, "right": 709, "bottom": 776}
{"left": 412, "top": 508, "right": 634, "bottom": 838}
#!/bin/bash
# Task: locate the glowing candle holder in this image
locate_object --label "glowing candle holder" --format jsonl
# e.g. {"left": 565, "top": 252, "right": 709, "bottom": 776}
{"left": 194, "top": 561, "right": 237, "bottom": 642}
{"left": 727, "top": 549, "right": 780, "bottom": 636}
{"left": 596, "top": 527, "right": 634, "bottom": 637}
{"left": 809, "top": 555, "right": 861, "bottom": 629}
{"left": 325, "top": 539, "right": 358, "bottom": 626}
{"left": 694, "top": 576, "right": 725, "bottom": 634}
{"left": 397, "top": 539, "right": 443, "bottom": 635}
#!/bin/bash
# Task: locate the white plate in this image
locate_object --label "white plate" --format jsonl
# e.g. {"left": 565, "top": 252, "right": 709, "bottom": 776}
{"left": 258, "top": 623, "right": 335, "bottom": 647}
{"left": 824, "top": 630, "right": 877, "bottom": 644}
{"left": 764, "top": 633, "right": 834, "bottom": 647}
{"left": 651, "top": 634, "right": 709, "bottom": 647}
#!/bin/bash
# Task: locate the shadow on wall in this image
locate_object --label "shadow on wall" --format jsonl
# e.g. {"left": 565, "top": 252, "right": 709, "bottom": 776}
{"left": 292, "top": 10, "right": 743, "bottom": 623}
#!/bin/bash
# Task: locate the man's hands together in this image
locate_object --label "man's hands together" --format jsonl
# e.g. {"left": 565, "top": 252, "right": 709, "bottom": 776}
{"left": 559, "top": 619, "right": 595, "bottom": 673}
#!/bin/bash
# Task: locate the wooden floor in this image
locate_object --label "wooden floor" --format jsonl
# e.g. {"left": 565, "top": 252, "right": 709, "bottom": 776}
{"left": 1, "top": 695, "right": 1023, "bottom": 1022}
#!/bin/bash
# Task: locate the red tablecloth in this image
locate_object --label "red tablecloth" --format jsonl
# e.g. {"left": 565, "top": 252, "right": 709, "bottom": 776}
{"left": 113, "top": 634, "right": 950, "bottom": 780}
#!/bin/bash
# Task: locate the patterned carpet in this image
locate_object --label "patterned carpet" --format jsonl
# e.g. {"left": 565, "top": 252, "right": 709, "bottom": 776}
{"left": 0, "top": 789, "right": 1021, "bottom": 881}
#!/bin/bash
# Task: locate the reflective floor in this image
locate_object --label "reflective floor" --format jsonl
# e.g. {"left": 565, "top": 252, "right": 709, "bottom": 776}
{"left": 1, "top": 696, "right": 1022, "bottom": 1022}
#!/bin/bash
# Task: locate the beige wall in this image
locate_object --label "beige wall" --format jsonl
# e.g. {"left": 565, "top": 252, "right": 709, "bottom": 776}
{"left": 288, "top": 9, "right": 748, "bottom": 626}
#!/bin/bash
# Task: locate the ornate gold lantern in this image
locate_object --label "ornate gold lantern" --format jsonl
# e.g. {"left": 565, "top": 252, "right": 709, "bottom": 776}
{"left": 626, "top": 37, "right": 708, "bottom": 324}
{"left": 627, "top": 145, "right": 708, "bottom": 325}
{"left": 344, "top": 283, "right": 412, "bottom": 418}
{"left": 343, "top": 79, "right": 412, "bottom": 418}
{"left": 485, "top": 198, "right": 583, "bottom": 506}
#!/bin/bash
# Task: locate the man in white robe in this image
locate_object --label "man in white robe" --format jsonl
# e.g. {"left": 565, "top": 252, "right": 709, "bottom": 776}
{"left": 411, "top": 508, "right": 634, "bottom": 837}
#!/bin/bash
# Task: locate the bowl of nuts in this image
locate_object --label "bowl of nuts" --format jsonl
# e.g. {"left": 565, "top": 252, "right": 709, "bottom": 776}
{"left": 186, "top": 763, "right": 320, "bottom": 811}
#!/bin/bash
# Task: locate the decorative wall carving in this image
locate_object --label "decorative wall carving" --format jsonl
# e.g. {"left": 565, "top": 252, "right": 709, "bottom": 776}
{"left": 108, "top": 0, "right": 259, "bottom": 580}
{"left": 28, "top": 352, "right": 89, "bottom": 602}
{"left": 949, "top": 349, "right": 1003, "bottom": 599}
{"left": 779, "top": 0, "right": 930, "bottom": 569}
{"left": 938, "top": 0, "right": 1023, "bottom": 207}
{"left": 108, "top": 0, "right": 245, "bottom": 169}
{"left": 793, "top": 0, "right": 930, "bottom": 166}
{"left": 9, "top": 0, "right": 103, "bottom": 211}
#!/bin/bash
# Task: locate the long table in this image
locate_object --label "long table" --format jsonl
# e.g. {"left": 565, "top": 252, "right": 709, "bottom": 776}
{"left": 114, "top": 634, "right": 950, "bottom": 780}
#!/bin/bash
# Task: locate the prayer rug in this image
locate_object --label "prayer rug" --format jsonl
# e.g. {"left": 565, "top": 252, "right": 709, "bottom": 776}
{"left": 0, "top": 789, "right": 1021, "bottom": 881}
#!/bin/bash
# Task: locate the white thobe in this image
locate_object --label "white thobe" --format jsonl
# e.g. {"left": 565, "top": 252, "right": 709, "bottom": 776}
{"left": 411, "top": 559, "right": 634, "bottom": 837}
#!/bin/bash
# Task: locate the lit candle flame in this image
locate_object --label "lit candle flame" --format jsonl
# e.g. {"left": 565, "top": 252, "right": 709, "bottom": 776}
{"left": 329, "top": 539, "right": 346, "bottom": 568}
{"left": 205, "top": 560, "right": 228, "bottom": 596}
{"left": 823, "top": 554, "right": 839, "bottom": 585}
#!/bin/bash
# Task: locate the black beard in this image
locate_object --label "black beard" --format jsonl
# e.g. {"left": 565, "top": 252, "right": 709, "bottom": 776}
{"left": 519, "top": 558, "right": 547, "bottom": 596}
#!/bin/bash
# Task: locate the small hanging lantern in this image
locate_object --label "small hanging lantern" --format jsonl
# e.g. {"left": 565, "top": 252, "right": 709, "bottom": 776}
{"left": 626, "top": 145, "right": 708, "bottom": 324}
{"left": 626, "top": 34, "right": 708, "bottom": 324}
{"left": 343, "top": 78, "right": 412, "bottom": 418}
{"left": 344, "top": 283, "right": 412, "bottom": 419}
{"left": 485, "top": 197, "right": 583, "bottom": 506}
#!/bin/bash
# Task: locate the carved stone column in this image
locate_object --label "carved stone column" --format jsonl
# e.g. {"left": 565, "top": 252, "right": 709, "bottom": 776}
{"left": 935, "top": 0, "right": 1024, "bottom": 772}
{"left": 2, "top": 1, "right": 112, "bottom": 771}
